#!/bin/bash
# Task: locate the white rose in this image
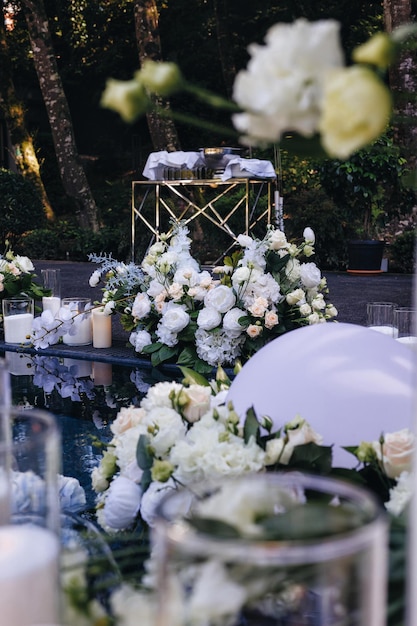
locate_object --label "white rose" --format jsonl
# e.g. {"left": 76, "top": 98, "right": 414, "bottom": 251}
{"left": 385, "top": 471, "right": 413, "bottom": 516}
{"left": 223, "top": 307, "right": 246, "bottom": 335}
{"left": 299, "top": 303, "right": 312, "bottom": 316}
{"left": 129, "top": 329, "right": 152, "bottom": 353}
{"left": 232, "top": 266, "right": 251, "bottom": 284}
{"left": 14, "top": 255, "right": 34, "bottom": 273}
{"left": 268, "top": 229, "right": 288, "bottom": 250}
{"left": 237, "top": 234, "right": 253, "bottom": 248}
{"left": 303, "top": 227, "right": 315, "bottom": 243}
{"left": 111, "top": 406, "right": 147, "bottom": 435}
{"left": 279, "top": 416, "right": 323, "bottom": 464}
{"left": 373, "top": 429, "right": 415, "bottom": 479}
{"left": 264, "top": 438, "right": 285, "bottom": 465}
{"left": 204, "top": 285, "right": 236, "bottom": 313}
{"left": 103, "top": 476, "right": 142, "bottom": 530}
{"left": 160, "top": 304, "right": 190, "bottom": 333}
{"left": 197, "top": 306, "right": 222, "bottom": 330}
{"left": 246, "top": 324, "right": 262, "bottom": 338}
{"left": 264, "top": 310, "right": 279, "bottom": 329}
{"left": 300, "top": 262, "right": 321, "bottom": 288}
{"left": 308, "top": 312, "right": 320, "bottom": 324}
{"left": 132, "top": 293, "right": 152, "bottom": 319}
{"left": 180, "top": 385, "right": 212, "bottom": 423}
{"left": 285, "top": 258, "right": 301, "bottom": 282}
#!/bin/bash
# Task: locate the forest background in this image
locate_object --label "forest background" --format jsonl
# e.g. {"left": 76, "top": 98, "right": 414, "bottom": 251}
{"left": 1, "top": 0, "right": 416, "bottom": 272}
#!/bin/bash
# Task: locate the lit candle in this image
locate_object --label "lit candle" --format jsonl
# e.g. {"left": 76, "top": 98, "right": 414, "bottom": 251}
{"left": 0, "top": 525, "right": 60, "bottom": 625}
{"left": 3, "top": 313, "right": 34, "bottom": 344}
{"left": 42, "top": 296, "right": 61, "bottom": 317}
{"left": 92, "top": 308, "right": 112, "bottom": 348}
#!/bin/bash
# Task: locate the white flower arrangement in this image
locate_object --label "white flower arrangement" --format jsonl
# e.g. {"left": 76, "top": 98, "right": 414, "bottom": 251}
{"left": 92, "top": 367, "right": 412, "bottom": 535}
{"left": 88, "top": 222, "right": 337, "bottom": 372}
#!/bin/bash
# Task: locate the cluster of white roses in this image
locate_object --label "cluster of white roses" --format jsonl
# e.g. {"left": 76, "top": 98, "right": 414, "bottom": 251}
{"left": 100, "top": 18, "right": 412, "bottom": 160}
{"left": 0, "top": 251, "right": 47, "bottom": 309}
{"left": 119, "top": 223, "right": 338, "bottom": 369}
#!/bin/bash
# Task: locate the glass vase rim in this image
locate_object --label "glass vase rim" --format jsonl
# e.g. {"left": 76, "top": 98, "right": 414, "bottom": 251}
{"left": 153, "top": 472, "right": 387, "bottom": 565}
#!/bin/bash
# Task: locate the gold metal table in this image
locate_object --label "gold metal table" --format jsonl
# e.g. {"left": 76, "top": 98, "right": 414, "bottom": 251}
{"left": 131, "top": 178, "right": 275, "bottom": 262}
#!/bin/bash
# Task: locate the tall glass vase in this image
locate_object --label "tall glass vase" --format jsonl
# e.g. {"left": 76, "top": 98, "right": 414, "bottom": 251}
{"left": 153, "top": 472, "right": 388, "bottom": 626}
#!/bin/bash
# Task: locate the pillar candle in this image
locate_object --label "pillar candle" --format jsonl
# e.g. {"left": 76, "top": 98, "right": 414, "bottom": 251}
{"left": 42, "top": 296, "right": 61, "bottom": 317}
{"left": 0, "top": 525, "right": 60, "bottom": 625}
{"left": 92, "top": 308, "right": 112, "bottom": 348}
{"left": 3, "top": 313, "right": 33, "bottom": 344}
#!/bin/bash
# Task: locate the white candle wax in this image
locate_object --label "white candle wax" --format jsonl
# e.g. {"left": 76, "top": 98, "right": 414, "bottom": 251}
{"left": 62, "top": 313, "right": 92, "bottom": 346}
{"left": 0, "top": 525, "right": 60, "bottom": 625}
{"left": 42, "top": 296, "right": 61, "bottom": 317}
{"left": 396, "top": 336, "right": 417, "bottom": 350}
{"left": 367, "top": 324, "right": 399, "bottom": 338}
{"left": 92, "top": 308, "right": 112, "bottom": 348}
{"left": 3, "top": 313, "right": 34, "bottom": 344}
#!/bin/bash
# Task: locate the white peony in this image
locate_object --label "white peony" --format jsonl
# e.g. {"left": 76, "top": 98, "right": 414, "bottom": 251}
{"left": 14, "top": 255, "right": 34, "bottom": 273}
{"left": 197, "top": 306, "right": 222, "bottom": 330}
{"left": 204, "top": 285, "right": 236, "bottom": 313}
{"left": 300, "top": 262, "right": 321, "bottom": 288}
{"left": 223, "top": 308, "right": 246, "bottom": 335}
{"left": 159, "top": 303, "right": 190, "bottom": 333}
{"left": 132, "top": 292, "right": 152, "bottom": 319}
{"left": 102, "top": 475, "right": 142, "bottom": 530}
{"left": 89, "top": 269, "right": 101, "bottom": 287}
{"left": 232, "top": 18, "right": 344, "bottom": 145}
{"left": 129, "top": 329, "right": 152, "bottom": 353}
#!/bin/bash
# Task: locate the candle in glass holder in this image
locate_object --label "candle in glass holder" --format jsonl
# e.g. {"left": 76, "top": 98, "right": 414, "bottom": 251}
{"left": 62, "top": 298, "right": 92, "bottom": 346}
{"left": 92, "top": 307, "right": 112, "bottom": 348}
{"left": 2, "top": 298, "right": 34, "bottom": 344}
{"left": 0, "top": 524, "right": 59, "bottom": 625}
{"left": 42, "top": 269, "right": 61, "bottom": 317}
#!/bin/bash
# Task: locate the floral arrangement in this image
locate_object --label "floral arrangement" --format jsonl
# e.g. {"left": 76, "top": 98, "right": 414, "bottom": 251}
{"left": 100, "top": 19, "right": 414, "bottom": 161}
{"left": 92, "top": 367, "right": 412, "bottom": 536}
{"left": 0, "top": 250, "right": 47, "bottom": 314}
{"left": 68, "top": 366, "right": 409, "bottom": 626}
{"left": 89, "top": 223, "right": 337, "bottom": 372}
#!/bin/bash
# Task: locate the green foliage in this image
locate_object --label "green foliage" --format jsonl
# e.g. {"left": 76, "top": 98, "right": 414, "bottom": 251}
{"left": 389, "top": 230, "right": 416, "bottom": 274}
{"left": 318, "top": 135, "right": 410, "bottom": 240}
{"left": 0, "top": 169, "right": 47, "bottom": 247}
{"left": 15, "top": 220, "right": 131, "bottom": 262}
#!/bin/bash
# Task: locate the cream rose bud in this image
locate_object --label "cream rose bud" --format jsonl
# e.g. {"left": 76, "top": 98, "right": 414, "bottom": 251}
{"left": 308, "top": 312, "right": 320, "bottom": 324}
{"left": 373, "top": 428, "right": 415, "bottom": 479}
{"left": 326, "top": 304, "right": 338, "bottom": 317}
{"left": 179, "top": 385, "right": 212, "bottom": 423}
{"left": 303, "top": 245, "right": 314, "bottom": 257}
{"left": 319, "top": 66, "right": 392, "bottom": 159}
{"left": 197, "top": 306, "right": 222, "bottom": 330}
{"left": 352, "top": 32, "right": 394, "bottom": 70}
{"left": 101, "top": 77, "right": 149, "bottom": 123}
{"left": 264, "top": 438, "right": 285, "bottom": 465}
{"left": 300, "top": 262, "right": 321, "bottom": 288}
{"left": 139, "top": 60, "right": 183, "bottom": 96}
{"left": 204, "top": 284, "right": 236, "bottom": 313}
{"left": 246, "top": 324, "right": 262, "bottom": 338}
{"left": 286, "top": 288, "right": 305, "bottom": 306}
{"left": 299, "top": 303, "right": 312, "bottom": 316}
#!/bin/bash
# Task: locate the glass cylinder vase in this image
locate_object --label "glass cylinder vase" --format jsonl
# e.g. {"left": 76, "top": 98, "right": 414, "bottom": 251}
{"left": 153, "top": 472, "right": 388, "bottom": 626}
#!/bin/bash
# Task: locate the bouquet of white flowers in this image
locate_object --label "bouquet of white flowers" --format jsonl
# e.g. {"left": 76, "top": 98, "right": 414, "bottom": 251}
{"left": 90, "top": 223, "right": 337, "bottom": 372}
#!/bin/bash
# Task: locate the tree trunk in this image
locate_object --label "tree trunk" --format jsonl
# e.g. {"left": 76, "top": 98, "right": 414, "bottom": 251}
{"left": 21, "top": 0, "right": 100, "bottom": 232}
{"left": 133, "top": 0, "right": 181, "bottom": 152}
{"left": 212, "top": 0, "right": 236, "bottom": 99}
{"left": 0, "top": 11, "right": 54, "bottom": 220}
{"left": 383, "top": 0, "right": 417, "bottom": 170}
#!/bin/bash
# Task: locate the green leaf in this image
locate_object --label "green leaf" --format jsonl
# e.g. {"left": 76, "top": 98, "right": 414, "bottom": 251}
{"left": 243, "top": 406, "right": 260, "bottom": 444}
{"left": 136, "top": 435, "right": 153, "bottom": 470}
{"left": 188, "top": 516, "right": 240, "bottom": 538}
{"left": 179, "top": 367, "right": 210, "bottom": 386}
{"left": 288, "top": 442, "right": 333, "bottom": 474}
{"left": 258, "top": 502, "right": 364, "bottom": 540}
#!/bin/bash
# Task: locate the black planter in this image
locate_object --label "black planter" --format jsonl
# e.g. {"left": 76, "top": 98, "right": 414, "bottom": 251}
{"left": 347, "top": 240, "right": 385, "bottom": 273}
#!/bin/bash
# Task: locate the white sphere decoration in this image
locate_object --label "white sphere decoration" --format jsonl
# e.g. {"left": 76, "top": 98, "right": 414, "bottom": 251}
{"left": 227, "top": 322, "right": 415, "bottom": 467}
